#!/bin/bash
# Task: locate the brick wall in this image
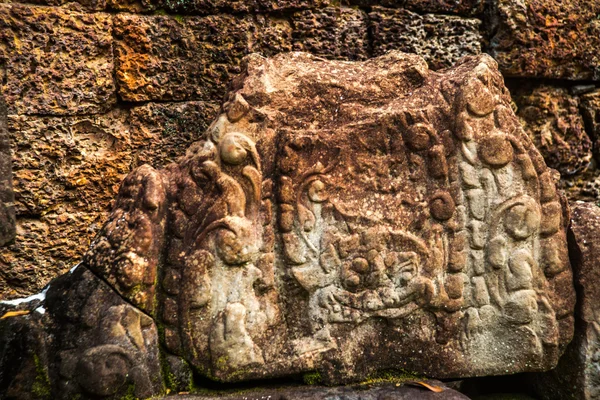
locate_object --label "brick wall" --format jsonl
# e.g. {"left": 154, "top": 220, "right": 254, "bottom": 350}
{"left": 0, "top": 0, "right": 599, "bottom": 298}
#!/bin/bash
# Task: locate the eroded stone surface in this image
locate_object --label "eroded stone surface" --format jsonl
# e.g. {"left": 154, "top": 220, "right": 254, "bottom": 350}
{"left": 347, "top": 0, "right": 483, "bottom": 15}
{"left": 0, "top": 52, "right": 575, "bottom": 398}
{"left": 0, "top": 96, "right": 15, "bottom": 247}
{"left": 581, "top": 90, "right": 600, "bottom": 163}
{"left": 0, "top": 267, "right": 164, "bottom": 399}
{"left": 88, "top": 52, "right": 574, "bottom": 382}
{"left": 291, "top": 8, "right": 369, "bottom": 60}
{"left": 510, "top": 83, "right": 592, "bottom": 176}
{"left": 530, "top": 202, "right": 600, "bottom": 400}
{"left": 369, "top": 7, "right": 482, "bottom": 70}
{"left": 489, "top": 0, "right": 600, "bottom": 80}
{"left": 169, "top": 382, "right": 470, "bottom": 399}
{"left": 114, "top": 14, "right": 293, "bottom": 102}
{"left": 0, "top": 102, "right": 218, "bottom": 299}
{"left": 0, "top": 3, "right": 115, "bottom": 115}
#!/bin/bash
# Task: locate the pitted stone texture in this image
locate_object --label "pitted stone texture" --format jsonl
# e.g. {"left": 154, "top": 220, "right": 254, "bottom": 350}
{"left": 0, "top": 96, "right": 15, "bottom": 247}
{"left": 80, "top": 52, "right": 574, "bottom": 385}
{"left": 0, "top": 102, "right": 218, "bottom": 300}
{"left": 510, "top": 83, "right": 592, "bottom": 176}
{"left": 0, "top": 4, "right": 115, "bottom": 115}
{"left": 0, "top": 267, "right": 164, "bottom": 399}
{"left": 531, "top": 202, "right": 600, "bottom": 400}
{"left": 581, "top": 90, "right": 600, "bottom": 163}
{"left": 291, "top": 8, "right": 369, "bottom": 60}
{"left": 369, "top": 7, "right": 482, "bottom": 70}
{"left": 347, "top": 0, "right": 483, "bottom": 15}
{"left": 114, "top": 14, "right": 293, "bottom": 102}
{"left": 156, "top": 0, "right": 330, "bottom": 13}
{"left": 489, "top": 0, "right": 600, "bottom": 80}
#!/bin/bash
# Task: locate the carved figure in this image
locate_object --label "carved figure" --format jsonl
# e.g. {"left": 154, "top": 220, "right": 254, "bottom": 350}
{"left": 0, "top": 52, "right": 575, "bottom": 398}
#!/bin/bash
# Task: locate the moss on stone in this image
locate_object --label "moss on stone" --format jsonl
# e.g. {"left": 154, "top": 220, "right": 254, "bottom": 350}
{"left": 31, "top": 354, "right": 51, "bottom": 399}
{"left": 360, "top": 368, "right": 423, "bottom": 386}
{"left": 303, "top": 370, "right": 323, "bottom": 385}
{"left": 119, "top": 384, "right": 137, "bottom": 400}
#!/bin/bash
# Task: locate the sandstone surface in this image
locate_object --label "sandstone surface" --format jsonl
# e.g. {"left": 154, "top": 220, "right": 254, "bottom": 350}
{"left": 169, "top": 382, "right": 470, "bottom": 399}
{"left": 0, "top": 52, "right": 575, "bottom": 398}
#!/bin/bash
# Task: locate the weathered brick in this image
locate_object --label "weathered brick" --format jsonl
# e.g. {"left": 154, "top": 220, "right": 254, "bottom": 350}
{"left": 510, "top": 82, "right": 592, "bottom": 175}
{"left": 291, "top": 7, "right": 369, "bottom": 60}
{"left": 369, "top": 7, "right": 482, "bottom": 70}
{"left": 489, "top": 0, "right": 600, "bottom": 80}
{"left": 114, "top": 14, "right": 292, "bottom": 102}
{"left": 1, "top": 101, "right": 218, "bottom": 298}
{"left": 0, "top": 4, "right": 115, "bottom": 115}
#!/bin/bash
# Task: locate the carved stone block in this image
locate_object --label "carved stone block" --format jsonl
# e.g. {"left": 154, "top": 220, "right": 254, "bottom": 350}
{"left": 0, "top": 95, "right": 15, "bottom": 246}
{"left": 0, "top": 52, "right": 576, "bottom": 397}
{"left": 86, "top": 51, "right": 574, "bottom": 383}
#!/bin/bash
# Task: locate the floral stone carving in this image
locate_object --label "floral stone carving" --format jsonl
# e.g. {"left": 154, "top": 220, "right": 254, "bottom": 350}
{"left": 0, "top": 52, "right": 575, "bottom": 398}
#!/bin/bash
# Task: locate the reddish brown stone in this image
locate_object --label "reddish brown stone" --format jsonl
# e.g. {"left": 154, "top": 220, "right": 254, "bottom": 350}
{"left": 0, "top": 50, "right": 577, "bottom": 398}
{"left": 348, "top": 0, "right": 483, "bottom": 15}
{"left": 0, "top": 102, "right": 218, "bottom": 299}
{"left": 114, "top": 14, "right": 293, "bottom": 102}
{"left": 369, "top": 7, "right": 482, "bottom": 70}
{"left": 0, "top": 4, "right": 115, "bottom": 115}
{"left": 510, "top": 83, "right": 592, "bottom": 176}
{"left": 489, "top": 0, "right": 600, "bottom": 80}
{"left": 91, "top": 52, "right": 573, "bottom": 382}
{"left": 291, "top": 7, "right": 369, "bottom": 60}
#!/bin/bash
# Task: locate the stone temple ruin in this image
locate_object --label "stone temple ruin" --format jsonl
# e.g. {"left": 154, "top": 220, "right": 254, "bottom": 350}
{"left": 0, "top": 52, "right": 576, "bottom": 399}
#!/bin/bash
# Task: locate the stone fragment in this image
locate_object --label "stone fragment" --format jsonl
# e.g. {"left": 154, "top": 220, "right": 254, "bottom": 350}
{"left": 114, "top": 14, "right": 292, "bottom": 102}
{"left": 0, "top": 102, "right": 218, "bottom": 299}
{"left": 369, "top": 7, "right": 482, "bottom": 70}
{"left": 0, "top": 4, "right": 115, "bottom": 115}
{"left": 0, "top": 96, "right": 15, "bottom": 247}
{"left": 510, "top": 83, "right": 592, "bottom": 176}
{"left": 291, "top": 7, "right": 369, "bottom": 60}
{"left": 530, "top": 202, "right": 600, "bottom": 400}
{"left": 489, "top": 0, "right": 600, "bottom": 80}
{"left": 0, "top": 52, "right": 576, "bottom": 397}
{"left": 0, "top": 267, "right": 164, "bottom": 399}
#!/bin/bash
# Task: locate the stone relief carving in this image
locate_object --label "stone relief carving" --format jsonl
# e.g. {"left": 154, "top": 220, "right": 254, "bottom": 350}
{"left": 0, "top": 52, "right": 576, "bottom": 398}
{"left": 83, "top": 52, "right": 574, "bottom": 383}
